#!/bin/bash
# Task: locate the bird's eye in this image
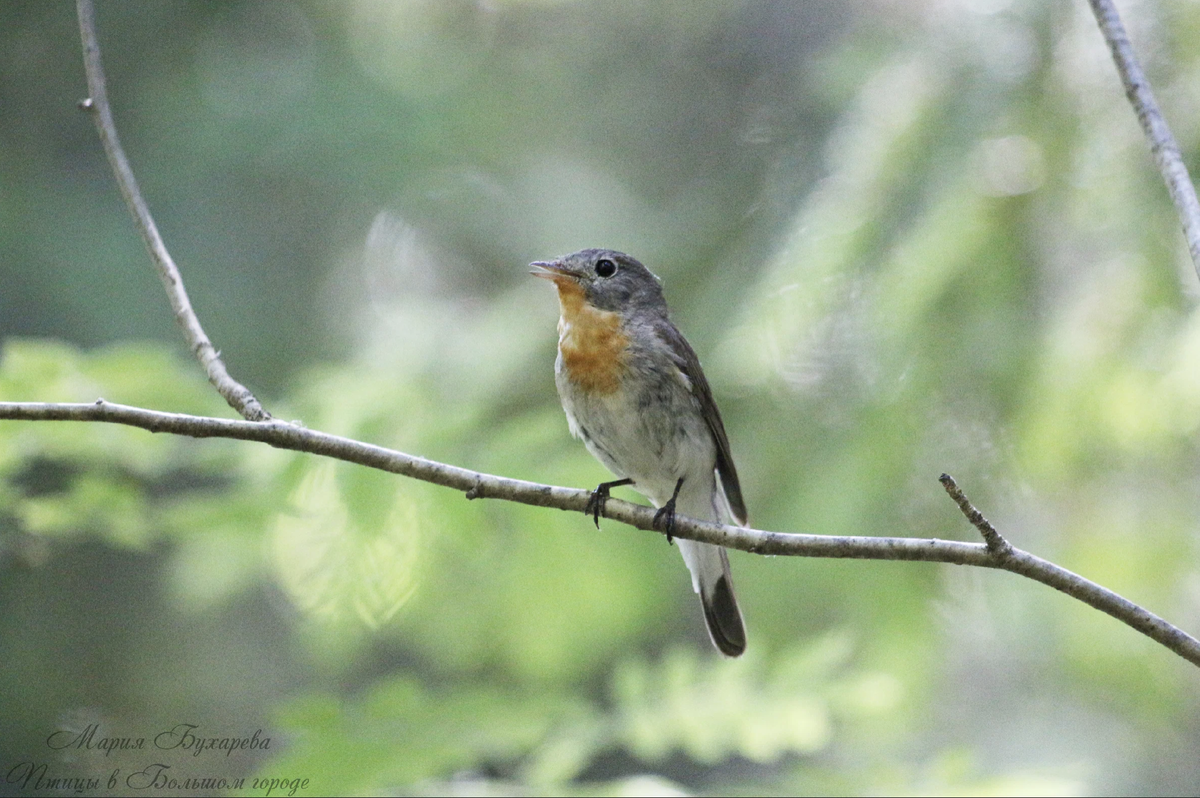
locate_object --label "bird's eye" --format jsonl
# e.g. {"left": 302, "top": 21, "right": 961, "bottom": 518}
{"left": 595, "top": 258, "right": 617, "bottom": 278}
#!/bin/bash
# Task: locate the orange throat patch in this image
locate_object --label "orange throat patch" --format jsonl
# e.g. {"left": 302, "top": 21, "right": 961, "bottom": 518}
{"left": 553, "top": 279, "right": 629, "bottom": 395}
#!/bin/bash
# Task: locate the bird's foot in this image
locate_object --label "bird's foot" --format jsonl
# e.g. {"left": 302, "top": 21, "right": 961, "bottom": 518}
{"left": 584, "top": 478, "right": 634, "bottom": 528}
{"left": 653, "top": 477, "right": 685, "bottom": 545}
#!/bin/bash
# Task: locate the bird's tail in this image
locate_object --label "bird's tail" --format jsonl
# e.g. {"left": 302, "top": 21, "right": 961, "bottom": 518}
{"left": 677, "top": 538, "right": 747, "bottom": 657}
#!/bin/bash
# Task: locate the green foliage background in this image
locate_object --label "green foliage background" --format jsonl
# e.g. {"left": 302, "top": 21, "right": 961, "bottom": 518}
{"left": 3, "top": 0, "right": 1200, "bottom": 794}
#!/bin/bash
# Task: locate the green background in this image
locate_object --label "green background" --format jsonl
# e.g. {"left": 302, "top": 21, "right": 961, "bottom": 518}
{"left": 3, "top": 0, "right": 1200, "bottom": 794}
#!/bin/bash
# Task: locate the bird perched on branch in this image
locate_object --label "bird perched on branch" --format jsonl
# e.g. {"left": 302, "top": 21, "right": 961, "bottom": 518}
{"left": 532, "top": 248, "right": 747, "bottom": 656}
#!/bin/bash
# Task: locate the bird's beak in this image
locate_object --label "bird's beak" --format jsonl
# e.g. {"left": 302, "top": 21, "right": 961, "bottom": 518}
{"left": 530, "top": 260, "right": 585, "bottom": 284}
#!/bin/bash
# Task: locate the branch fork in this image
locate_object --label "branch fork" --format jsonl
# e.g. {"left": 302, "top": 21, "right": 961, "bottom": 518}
{"left": 76, "top": 0, "right": 268, "bottom": 422}
{"left": 939, "top": 474, "right": 1012, "bottom": 557}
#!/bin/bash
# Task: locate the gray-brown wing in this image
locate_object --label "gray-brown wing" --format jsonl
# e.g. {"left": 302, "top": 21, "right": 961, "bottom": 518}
{"left": 655, "top": 320, "right": 748, "bottom": 526}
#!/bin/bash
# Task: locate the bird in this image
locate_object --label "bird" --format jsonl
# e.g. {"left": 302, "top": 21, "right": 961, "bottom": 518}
{"left": 531, "top": 248, "right": 747, "bottom": 656}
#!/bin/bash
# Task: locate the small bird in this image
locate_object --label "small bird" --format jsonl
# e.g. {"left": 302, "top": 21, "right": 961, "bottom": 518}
{"left": 531, "top": 248, "right": 747, "bottom": 657}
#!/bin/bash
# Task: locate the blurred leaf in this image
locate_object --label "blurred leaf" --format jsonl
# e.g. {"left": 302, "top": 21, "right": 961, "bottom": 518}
{"left": 261, "top": 677, "right": 586, "bottom": 795}
{"left": 613, "top": 646, "right": 833, "bottom": 765}
{"left": 272, "top": 461, "right": 421, "bottom": 629}
{"left": 714, "top": 56, "right": 949, "bottom": 389}
{"left": 0, "top": 340, "right": 239, "bottom": 547}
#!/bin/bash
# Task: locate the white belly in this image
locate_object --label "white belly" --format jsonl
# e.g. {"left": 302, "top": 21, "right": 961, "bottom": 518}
{"left": 555, "top": 349, "right": 717, "bottom": 515}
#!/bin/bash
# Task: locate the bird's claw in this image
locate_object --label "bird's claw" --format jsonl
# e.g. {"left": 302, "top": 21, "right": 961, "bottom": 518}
{"left": 653, "top": 477, "right": 685, "bottom": 545}
{"left": 585, "top": 478, "right": 634, "bottom": 528}
{"left": 653, "top": 503, "right": 677, "bottom": 544}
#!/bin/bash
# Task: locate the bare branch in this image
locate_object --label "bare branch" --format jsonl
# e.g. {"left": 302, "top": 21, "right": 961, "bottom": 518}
{"left": 1087, "top": 0, "right": 1200, "bottom": 278}
{"left": 74, "top": 0, "right": 269, "bottom": 422}
{"left": 939, "top": 473, "right": 1011, "bottom": 555}
{"left": 2, "top": 399, "right": 1198, "bottom": 669}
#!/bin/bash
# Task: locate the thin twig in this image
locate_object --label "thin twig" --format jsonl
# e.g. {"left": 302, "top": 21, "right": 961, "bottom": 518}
{"left": 74, "top": 0, "right": 269, "bottom": 422}
{"left": 2, "top": 399, "right": 1198, "bottom": 669}
{"left": 1087, "top": 0, "right": 1200, "bottom": 278}
{"left": 939, "top": 474, "right": 1012, "bottom": 555}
